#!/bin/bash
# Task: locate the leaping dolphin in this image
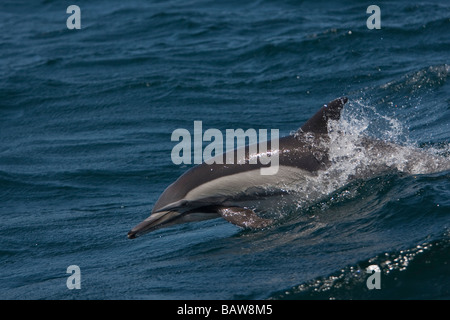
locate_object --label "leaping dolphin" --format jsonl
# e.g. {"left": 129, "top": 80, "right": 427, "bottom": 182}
{"left": 128, "top": 97, "right": 350, "bottom": 239}
{"left": 128, "top": 96, "right": 450, "bottom": 238}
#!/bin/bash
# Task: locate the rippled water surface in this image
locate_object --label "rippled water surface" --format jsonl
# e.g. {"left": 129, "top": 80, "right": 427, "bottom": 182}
{"left": 1, "top": 0, "right": 449, "bottom": 299}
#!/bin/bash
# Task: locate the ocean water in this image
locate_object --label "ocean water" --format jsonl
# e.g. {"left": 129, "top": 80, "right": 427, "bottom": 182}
{"left": 0, "top": 0, "right": 449, "bottom": 300}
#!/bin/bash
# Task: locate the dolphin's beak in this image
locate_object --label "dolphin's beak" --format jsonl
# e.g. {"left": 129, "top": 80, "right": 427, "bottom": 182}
{"left": 127, "top": 210, "right": 182, "bottom": 239}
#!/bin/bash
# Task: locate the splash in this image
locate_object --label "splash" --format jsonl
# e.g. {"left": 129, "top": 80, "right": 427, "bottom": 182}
{"left": 332, "top": 99, "right": 449, "bottom": 174}
{"left": 284, "top": 98, "right": 450, "bottom": 212}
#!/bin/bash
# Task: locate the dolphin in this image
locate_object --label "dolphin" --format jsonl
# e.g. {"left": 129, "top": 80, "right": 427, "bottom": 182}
{"left": 128, "top": 97, "right": 350, "bottom": 239}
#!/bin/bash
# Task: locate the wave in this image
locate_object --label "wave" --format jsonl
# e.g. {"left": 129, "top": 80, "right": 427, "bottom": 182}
{"left": 269, "top": 231, "right": 450, "bottom": 300}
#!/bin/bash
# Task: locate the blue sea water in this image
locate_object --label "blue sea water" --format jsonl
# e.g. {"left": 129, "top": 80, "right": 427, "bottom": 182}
{"left": 0, "top": 0, "right": 449, "bottom": 300}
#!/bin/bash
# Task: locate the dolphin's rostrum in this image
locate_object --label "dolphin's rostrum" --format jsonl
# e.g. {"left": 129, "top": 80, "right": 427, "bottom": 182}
{"left": 128, "top": 97, "right": 349, "bottom": 238}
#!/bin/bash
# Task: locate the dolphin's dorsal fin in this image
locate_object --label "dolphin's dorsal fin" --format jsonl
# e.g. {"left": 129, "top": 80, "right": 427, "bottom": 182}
{"left": 299, "top": 97, "right": 348, "bottom": 134}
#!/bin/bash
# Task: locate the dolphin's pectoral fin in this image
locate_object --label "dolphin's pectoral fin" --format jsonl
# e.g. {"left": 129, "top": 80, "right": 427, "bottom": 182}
{"left": 217, "top": 206, "right": 273, "bottom": 229}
